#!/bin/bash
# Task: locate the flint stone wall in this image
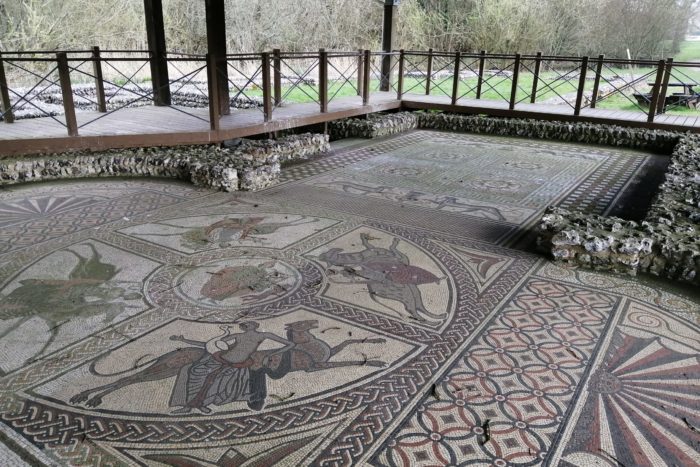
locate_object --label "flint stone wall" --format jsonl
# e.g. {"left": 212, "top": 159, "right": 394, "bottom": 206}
{"left": 328, "top": 112, "right": 419, "bottom": 140}
{"left": 330, "top": 111, "right": 697, "bottom": 285}
{"left": 0, "top": 133, "right": 329, "bottom": 192}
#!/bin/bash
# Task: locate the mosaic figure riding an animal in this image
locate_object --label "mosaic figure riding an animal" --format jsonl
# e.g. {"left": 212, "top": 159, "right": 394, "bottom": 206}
{"left": 318, "top": 233, "right": 445, "bottom": 322}
{"left": 0, "top": 244, "right": 142, "bottom": 364}
{"left": 70, "top": 319, "right": 386, "bottom": 412}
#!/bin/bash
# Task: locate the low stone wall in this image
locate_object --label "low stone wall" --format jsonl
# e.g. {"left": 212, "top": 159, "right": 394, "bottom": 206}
{"left": 415, "top": 112, "right": 681, "bottom": 153}
{"left": 538, "top": 135, "right": 699, "bottom": 285}
{"left": 0, "top": 133, "right": 329, "bottom": 192}
{"left": 328, "top": 112, "right": 418, "bottom": 140}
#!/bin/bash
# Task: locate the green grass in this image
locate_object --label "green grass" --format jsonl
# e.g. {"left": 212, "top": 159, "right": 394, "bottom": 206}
{"left": 673, "top": 40, "right": 700, "bottom": 62}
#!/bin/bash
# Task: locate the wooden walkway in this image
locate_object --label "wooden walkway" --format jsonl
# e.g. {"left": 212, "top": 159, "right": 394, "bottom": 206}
{"left": 0, "top": 93, "right": 400, "bottom": 156}
{"left": 2, "top": 91, "right": 699, "bottom": 156}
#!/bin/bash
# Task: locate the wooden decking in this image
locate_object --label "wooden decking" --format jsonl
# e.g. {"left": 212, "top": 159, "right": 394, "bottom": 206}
{"left": 1, "top": 91, "right": 699, "bottom": 156}
{"left": 0, "top": 93, "right": 400, "bottom": 156}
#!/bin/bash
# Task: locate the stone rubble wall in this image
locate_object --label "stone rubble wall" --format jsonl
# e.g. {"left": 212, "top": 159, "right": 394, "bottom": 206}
{"left": 415, "top": 112, "right": 681, "bottom": 153}
{"left": 538, "top": 135, "right": 699, "bottom": 285}
{"left": 330, "top": 111, "right": 698, "bottom": 285}
{"left": 328, "top": 112, "right": 419, "bottom": 140}
{"left": 0, "top": 133, "right": 329, "bottom": 192}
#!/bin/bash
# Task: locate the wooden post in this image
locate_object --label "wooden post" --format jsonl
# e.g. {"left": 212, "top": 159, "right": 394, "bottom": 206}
{"left": 476, "top": 50, "right": 486, "bottom": 99}
{"left": 206, "top": 54, "right": 220, "bottom": 130}
{"left": 56, "top": 52, "right": 78, "bottom": 136}
{"left": 509, "top": 53, "right": 521, "bottom": 110}
{"left": 363, "top": 49, "right": 371, "bottom": 105}
{"left": 273, "top": 48, "right": 282, "bottom": 106}
{"left": 647, "top": 60, "right": 665, "bottom": 123}
{"left": 380, "top": 0, "right": 398, "bottom": 91}
{"left": 656, "top": 58, "right": 673, "bottom": 115}
{"left": 574, "top": 56, "right": 588, "bottom": 116}
{"left": 530, "top": 52, "right": 542, "bottom": 103}
{"left": 0, "top": 52, "right": 14, "bottom": 123}
{"left": 451, "top": 51, "right": 461, "bottom": 105}
{"left": 590, "top": 54, "right": 605, "bottom": 109}
{"left": 205, "top": 0, "right": 229, "bottom": 115}
{"left": 144, "top": 0, "right": 171, "bottom": 106}
{"left": 425, "top": 48, "right": 433, "bottom": 95}
{"left": 396, "top": 49, "right": 405, "bottom": 99}
{"left": 91, "top": 46, "right": 107, "bottom": 112}
{"left": 261, "top": 52, "right": 272, "bottom": 122}
{"left": 357, "top": 48, "right": 363, "bottom": 96}
{"left": 319, "top": 48, "right": 328, "bottom": 112}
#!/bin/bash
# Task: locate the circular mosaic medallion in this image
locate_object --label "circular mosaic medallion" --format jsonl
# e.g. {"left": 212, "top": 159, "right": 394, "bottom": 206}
{"left": 173, "top": 257, "right": 302, "bottom": 309}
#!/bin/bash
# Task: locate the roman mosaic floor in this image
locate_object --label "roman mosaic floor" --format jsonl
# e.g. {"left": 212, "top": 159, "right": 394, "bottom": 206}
{"left": 0, "top": 130, "right": 698, "bottom": 467}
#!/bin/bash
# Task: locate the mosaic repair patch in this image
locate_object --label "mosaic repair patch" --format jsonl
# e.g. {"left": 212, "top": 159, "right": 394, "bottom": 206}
{"left": 0, "top": 132, "right": 697, "bottom": 466}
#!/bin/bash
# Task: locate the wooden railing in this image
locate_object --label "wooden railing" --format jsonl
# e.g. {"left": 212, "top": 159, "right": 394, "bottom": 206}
{"left": 1, "top": 48, "right": 699, "bottom": 136}
{"left": 395, "top": 50, "right": 700, "bottom": 123}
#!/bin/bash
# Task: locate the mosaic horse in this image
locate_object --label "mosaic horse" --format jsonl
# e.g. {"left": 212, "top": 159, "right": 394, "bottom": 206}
{"left": 69, "top": 319, "right": 385, "bottom": 411}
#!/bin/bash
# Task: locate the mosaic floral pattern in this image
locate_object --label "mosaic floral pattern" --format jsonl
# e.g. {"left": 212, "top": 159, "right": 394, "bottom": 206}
{"left": 0, "top": 132, "right": 697, "bottom": 466}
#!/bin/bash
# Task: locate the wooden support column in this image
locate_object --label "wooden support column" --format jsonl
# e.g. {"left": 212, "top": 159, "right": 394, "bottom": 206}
{"left": 574, "top": 56, "right": 588, "bottom": 116}
{"left": 357, "top": 49, "right": 364, "bottom": 96}
{"left": 590, "top": 54, "right": 605, "bottom": 109}
{"left": 425, "top": 48, "right": 433, "bottom": 95}
{"left": 451, "top": 51, "right": 461, "bottom": 105}
{"left": 273, "top": 48, "right": 282, "bottom": 105}
{"left": 205, "top": 0, "right": 230, "bottom": 115}
{"left": 363, "top": 49, "right": 371, "bottom": 105}
{"left": 476, "top": 50, "right": 486, "bottom": 99}
{"left": 206, "top": 54, "right": 220, "bottom": 130}
{"left": 509, "top": 53, "right": 520, "bottom": 110}
{"left": 647, "top": 60, "right": 665, "bottom": 123}
{"left": 92, "top": 46, "right": 107, "bottom": 112}
{"left": 56, "top": 52, "right": 78, "bottom": 136}
{"left": 144, "top": 0, "right": 170, "bottom": 106}
{"left": 396, "top": 50, "right": 405, "bottom": 99}
{"left": 0, "top": 52, "right": 14, "bottom": 123}
{"left": 530, "top": 52, "right": 542, "bottom": 103}
{"left": 261, "top": 52, "right": 272, "bottom": 122}
{"left": 380, "top": 0, "right": 398, "bottom": 91}
{"left": 656, "top": 58, "right": 673, "bottom": 115}
{"left": 319, "top": 48, "right": 328, "bottom": 112}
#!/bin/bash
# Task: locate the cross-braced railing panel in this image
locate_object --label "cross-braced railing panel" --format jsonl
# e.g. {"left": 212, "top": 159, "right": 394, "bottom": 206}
{"left": 225, "top": 54, "right": 266, "bottom": 115}
{"left": 326, "top": 52, "right": 362, "bottom": 103}
{"left": 0, "top": 54, "right": 67, "bottom": 126}
{"left": 519, "top": 58, "right": 585, "bottom": 108}
{"left": 368, "top": 52, "right": 399, "bottom": 93}
{"left": 475, "top": 56, "right": 518, "bottom": 103}
{"left": 583, "top": 58, "right": 659, "bottom": 114}
{"left": 272, "top": 52, "right": 321, "bottom": 107}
